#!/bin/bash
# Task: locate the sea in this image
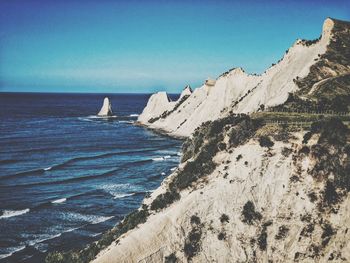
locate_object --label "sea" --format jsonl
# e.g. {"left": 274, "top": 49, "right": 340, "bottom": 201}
{"left": 0, "top": 92, "right": 182, "bottom": 263}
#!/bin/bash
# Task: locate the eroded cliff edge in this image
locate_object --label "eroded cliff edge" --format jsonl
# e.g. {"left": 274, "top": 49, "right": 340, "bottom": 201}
{"left": 137, "top": 18, "right": 350, "bottom": 138}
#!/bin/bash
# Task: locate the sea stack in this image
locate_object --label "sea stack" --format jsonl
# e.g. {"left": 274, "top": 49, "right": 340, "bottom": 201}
{"left": 97, "top": 97, "right": 114, "bottom": 116}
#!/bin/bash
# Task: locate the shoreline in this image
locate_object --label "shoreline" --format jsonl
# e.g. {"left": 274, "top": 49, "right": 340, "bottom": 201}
{"left": 134, "top": 121, "right": 188, "bottom": 141}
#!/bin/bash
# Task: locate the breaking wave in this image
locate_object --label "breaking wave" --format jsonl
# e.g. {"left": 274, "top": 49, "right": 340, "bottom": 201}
{"left": 51, "top": 198, "right": 67, "bottom": 204}
{"left": 0, "top": 246, "right": 26, "bottom": 260}
{"left": 0, "top": 208, "right": 30, "bottom": 219}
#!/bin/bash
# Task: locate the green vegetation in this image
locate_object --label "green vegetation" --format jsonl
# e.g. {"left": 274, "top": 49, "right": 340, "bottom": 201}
{"left": 257, "top": 228, "right": 267, "bottom": 250}
{"left": 275, "top": 225, "right": 289, "bottom": 240}
{"left": 164, "top": 253, "right": 178, "bottom": 263}
{"left": 307, "top": 118, "right": 350, "bottom": 192}
{"left": 241, "top": 201, "right": 262, "bottom": 225}
{"left": 150, "top": 189, "right": 180, "bottom": 211}
{"left": 176, "top": 115, "right": 260, "bottom": 192}
{"left": 220, "top": 214, "right": 229, "bottom": 223}
{"left": 321, "top": 222, "right": 335, "bottom": 247}
{"left": 218, "top": 232, "right": 226, "bottom": 240}
{"left": 184, "top": 216, "right": 203, "bottom": 260}
{"left": 258, "top": 135, "right": 274, "bottom": 148}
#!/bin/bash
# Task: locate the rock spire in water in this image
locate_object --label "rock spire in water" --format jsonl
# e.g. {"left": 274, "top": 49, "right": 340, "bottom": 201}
{"left": 97, "top": 97, "right": 114, "bottom": 116}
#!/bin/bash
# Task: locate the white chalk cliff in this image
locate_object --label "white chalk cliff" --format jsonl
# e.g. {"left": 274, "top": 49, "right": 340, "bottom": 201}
{"left": 97, "top": 97, "right": 114, "bottom": 116}
{"left": 138, "top": 18, "right": 335, "bottom": 137}
{"left": 93, "top": 132, "right": 350, "bottom": 263}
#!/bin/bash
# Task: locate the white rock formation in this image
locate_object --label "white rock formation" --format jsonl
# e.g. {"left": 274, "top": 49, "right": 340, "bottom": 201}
{"left": 97, "top": 97, "right": 114, "bottom": 116}
{"left": 92, "top": 133, "right": 350, "bottom": 263}
{"left": 137, "top": 92, "right": 176, "bottom": 124}
{"left": 179, "top": 85, "right": 192, "bottom": 99}
{"left": 138, "top": 18, "right": 334, "bottom": 137}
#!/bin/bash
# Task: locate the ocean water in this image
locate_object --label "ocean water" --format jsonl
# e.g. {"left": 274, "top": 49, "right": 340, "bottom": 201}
{"left": 0, "top": 93, "right": 181, "bottom": 263}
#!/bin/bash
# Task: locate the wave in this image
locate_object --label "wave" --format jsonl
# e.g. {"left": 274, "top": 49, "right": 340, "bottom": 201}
{"left": 78, "top": 115, "right": 118, "bottom": 122}
{"left": 170, "top": 167, "right": 177, "bottom": 171}
{"left": 90, "top": 232, "right": 102, "bottom": 237}
{"left": 152, "top": 154, "right": 174, "bottom": 161}
{"left": 91, "top": 215, "right": 114, "bottom": 224}
{"left": 0, "top": 168, "right": 45, "bottom": 180}
{"left": 2, "top": 167, "right": 124, "bottom": 188}
{"left": 0, "top": 245, "right": 26, "bottom": 260}
{"left": 112, "top": 193, "right": 135, "bottom": 199}
{"left": 118, "top": 120, "right": 134, "bottom": 124}
{"left": 63, "top": 212, "right": 114, "bottom": 226}
{"left": 0, "top": 208, "right": 30, "bottom": 219}
{"left": 51, "top": 198, "right": 67, "bottom": 204}
{"left": 152, "top": 157, "right": 164, "bottom": 161}
{"left": 22, "top": 214, "right": 114, "bottom": 248}
{"left": 129, "top": 114, "right": 139, "bottom": 117}
{"left": 33, "top": 148, "right": 161, "bottom": 172}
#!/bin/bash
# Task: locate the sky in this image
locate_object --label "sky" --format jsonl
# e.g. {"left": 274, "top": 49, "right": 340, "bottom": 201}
{"left": 0, "top": 0, "right": 349, "bottom": 93}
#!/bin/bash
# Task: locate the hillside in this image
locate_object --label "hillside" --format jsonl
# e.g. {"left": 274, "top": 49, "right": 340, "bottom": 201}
{"left": 137, "top": 18, "right": 350, "bottom": 138}
{"left": 91, "top": 116, "right": 350, "bottom": 263}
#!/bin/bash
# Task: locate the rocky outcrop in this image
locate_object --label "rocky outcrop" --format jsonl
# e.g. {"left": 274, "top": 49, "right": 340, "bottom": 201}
{"left": 137, "top": 18, "right": 348, "bottom": 137}
{"left": 97, "top": 97, "right": 114, "bottom": 116}
{"left": 137, "top": 92, "right": 176, "bottom": 124}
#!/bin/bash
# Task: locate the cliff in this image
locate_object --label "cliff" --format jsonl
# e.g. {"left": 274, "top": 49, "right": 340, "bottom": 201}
{"left": 138, "top": 18, "right": 350, "bottom": 138}
{"left": 93, "top": 116, "right": 350, "bottom": 263}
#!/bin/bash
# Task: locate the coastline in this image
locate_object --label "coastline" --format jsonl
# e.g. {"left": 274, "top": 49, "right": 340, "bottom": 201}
{"left": 134, "top": 121, "right": 188, "bottom": 141}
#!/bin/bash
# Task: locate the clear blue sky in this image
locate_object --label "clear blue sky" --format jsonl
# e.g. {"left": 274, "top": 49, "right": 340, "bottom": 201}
{"left": 0, "top": 0, "right": 349, "bottom": 93}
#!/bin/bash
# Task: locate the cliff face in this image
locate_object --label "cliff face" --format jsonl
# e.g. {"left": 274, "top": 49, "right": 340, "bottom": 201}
{"left": 93, "top": 117, "right": 350, "bottom": 263}
{"left": 138, "top": 18, "right": 350, "bottom": 137}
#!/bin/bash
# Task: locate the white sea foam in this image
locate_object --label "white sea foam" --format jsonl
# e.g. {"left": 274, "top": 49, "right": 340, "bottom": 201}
{"left": 177, "top": 152, "right": 182, "bottom": 156}
{"left": 113, "top": 193, "right": 134, "bottom": 199}
{"left": 0, "top": 245, "right": 26, "bottom": 259}
{"left": 91, "top": 216, "right": 114, "bottom": 224}
{"left": 161, "top": 172, "right": 166, "bottom": 176}
{"left": 0, "top": 209, "right": 30, "bottom": 219}
{"left": 119, "top": 120, "right": 134, "bottom": 124}
{"left": 51, "top": 198, "right": 67, "bottom": 204}
{"left": 44, "top": 166, "right": 52, "bottom": 171}
{"left": 152, "top": 157, "right": 164, "bottom": 161}
{"left": 62, "top": 211, "right": 114, "bottom": 226}
{"left": 129, "top": 114, "right": 139, "bottom": 117}
{"left": 170, "top": 167, "right": 177, "bottom": 171}
{"left": 163, "top": 155, "right": 171, "bottom": 159}
{"left": 27, "top": 233, "right": 63, "bottom": 246}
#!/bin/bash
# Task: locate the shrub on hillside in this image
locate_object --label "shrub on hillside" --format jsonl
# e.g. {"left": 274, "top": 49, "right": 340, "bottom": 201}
{"left": 184, "top": 217, "right": 202, "bottom": 260}
{"left": 164, "top": 253, "right": 178, "bottom": 263}
{"left": 150, "top": 190, "right": 180, "bottom": 211}
{"left": 241, "top": 201, "right": 262, "bottom": 225}
{"left": 259, "top": 135, "right": 274, "bottom": 148}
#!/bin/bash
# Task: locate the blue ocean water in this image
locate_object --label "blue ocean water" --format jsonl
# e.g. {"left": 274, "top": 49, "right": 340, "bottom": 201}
{"left": 0, "top": 93, "right": 181, "bottom": 263}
